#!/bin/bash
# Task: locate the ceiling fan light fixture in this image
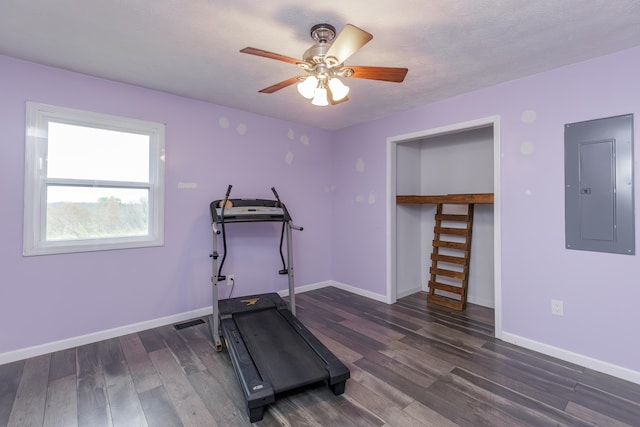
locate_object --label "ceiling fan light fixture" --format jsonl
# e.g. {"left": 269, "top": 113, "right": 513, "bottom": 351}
{"left": 328, "top": 77, "right": 349, "bottom": 101}
{"left": 311, "top": 86, "right": 329, "bottom": 106}
{"left": 297, "top": 75, "right": 317, "bottom": 99}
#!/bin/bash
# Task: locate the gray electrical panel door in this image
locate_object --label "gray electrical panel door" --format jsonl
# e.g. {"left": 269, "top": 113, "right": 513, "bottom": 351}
{"left": 565, "top": 114, "right": 634, "bottom": 255}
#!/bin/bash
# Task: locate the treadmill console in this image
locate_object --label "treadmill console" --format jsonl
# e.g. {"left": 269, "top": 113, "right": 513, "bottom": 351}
{"left": 211, "top": 198, "right": 286, "bottom": 223}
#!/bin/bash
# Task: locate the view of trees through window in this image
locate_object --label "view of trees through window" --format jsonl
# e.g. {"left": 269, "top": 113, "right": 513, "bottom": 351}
{"left": 46, "top": 194, "right": 149, "bottom": 241}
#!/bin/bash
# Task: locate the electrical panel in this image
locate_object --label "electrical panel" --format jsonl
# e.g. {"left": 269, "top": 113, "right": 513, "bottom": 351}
{"left": 564, "top": 114, "right": 634, "bottom": 255}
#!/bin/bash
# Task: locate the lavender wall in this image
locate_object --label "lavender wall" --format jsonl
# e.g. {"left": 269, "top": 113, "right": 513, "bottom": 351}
{"left": 3, "top": 45, "right": 640, "bottom": 377}
{"left": 331, "top": 46, "right": 640, "bottom": 373}
{"left": 0, "top": 55, "right": 333, "bottom": 354}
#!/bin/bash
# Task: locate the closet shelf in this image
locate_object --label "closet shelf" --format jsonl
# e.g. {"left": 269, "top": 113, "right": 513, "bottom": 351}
{"left": 396, "top": 193, "right": 494, "bottom": 205}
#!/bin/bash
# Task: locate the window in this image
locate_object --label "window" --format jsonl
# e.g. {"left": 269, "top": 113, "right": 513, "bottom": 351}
{"left": 23, "top": 102, "right": 165, "bottom": 256}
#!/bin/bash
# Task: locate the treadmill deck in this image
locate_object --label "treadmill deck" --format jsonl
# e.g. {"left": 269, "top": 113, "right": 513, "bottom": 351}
{"left": 235, "top": 308, "right": 328, "bottom": 393}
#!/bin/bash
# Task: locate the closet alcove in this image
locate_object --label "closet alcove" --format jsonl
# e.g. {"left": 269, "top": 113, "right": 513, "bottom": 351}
{"left": 395, "top": 126, "right": 495, "bottom": 309}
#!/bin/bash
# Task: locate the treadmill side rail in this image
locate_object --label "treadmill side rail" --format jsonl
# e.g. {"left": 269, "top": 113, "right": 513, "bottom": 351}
{"left": 220, "top": 318, "right": 275, "bottom": 421}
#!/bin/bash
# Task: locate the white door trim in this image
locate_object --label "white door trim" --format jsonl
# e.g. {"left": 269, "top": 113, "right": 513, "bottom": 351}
{"left": 386, "top": 115, "right": 502, "bottom": 339}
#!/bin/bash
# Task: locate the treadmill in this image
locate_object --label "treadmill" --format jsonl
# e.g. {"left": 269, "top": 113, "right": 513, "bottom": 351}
{"left": 209, "top": 185, "right": 350, "bottom": 422}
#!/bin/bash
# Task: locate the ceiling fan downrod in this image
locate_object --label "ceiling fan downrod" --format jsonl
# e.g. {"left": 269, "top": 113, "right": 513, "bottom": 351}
{"left": 310, "top": 24, "right": 336, "bottom": 44}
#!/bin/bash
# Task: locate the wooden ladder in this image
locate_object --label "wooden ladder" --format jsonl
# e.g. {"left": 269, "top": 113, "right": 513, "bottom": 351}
{"left": 427, "top": 203, "right": 474, "bottom": 311}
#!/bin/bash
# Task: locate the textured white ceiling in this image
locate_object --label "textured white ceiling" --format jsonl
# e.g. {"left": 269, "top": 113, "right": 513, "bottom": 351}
{"left": 2, "top": 1, "right": 640, "bottom": 129}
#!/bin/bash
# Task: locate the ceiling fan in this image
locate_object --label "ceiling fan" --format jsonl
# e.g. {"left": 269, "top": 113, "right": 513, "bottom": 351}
{"left": 240, "top": 23, "right": 408, "bottom": 106}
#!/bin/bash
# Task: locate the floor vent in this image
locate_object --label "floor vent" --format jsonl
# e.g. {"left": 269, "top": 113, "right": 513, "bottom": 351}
{"left": 174, "top": 319, "right": 205, "bottom": 330}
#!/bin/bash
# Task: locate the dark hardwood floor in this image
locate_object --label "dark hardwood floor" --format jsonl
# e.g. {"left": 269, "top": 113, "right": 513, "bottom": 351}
{"left": 2, "top": 287, "right": 640, "bottom": 426}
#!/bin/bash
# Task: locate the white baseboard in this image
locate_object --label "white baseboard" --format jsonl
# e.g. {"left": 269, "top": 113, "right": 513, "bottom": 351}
{"left": 467, "top": 295, "right": 495, "bottom": 309}
{"left": 502, "top": 332, "right": 640, "bottom": 385}
{"left": 0, "top": 307, "right": 213, "bottom": 366}
{"left": 277, "top": 280, "right": 333, "bottom": 297}
{"left": 278, "top": 280, "right": 388, "bottom": 304}
{"left": 4, "top": 283, "right": 638, "bottom": 388}
{"left": 330, "top": 280, "right": 389, "bottom": 303}
{"left": 0, "top": 281, "right": 334, "bottom": 365}
{"left": 397, "top": 286, "right": 423, "bottom": 299}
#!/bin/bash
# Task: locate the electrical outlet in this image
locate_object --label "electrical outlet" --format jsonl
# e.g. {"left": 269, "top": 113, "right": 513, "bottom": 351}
{"left": 551, "top": 299, "right": 564, "bottom": 316}
{"left": 227, "top": 274, "right": 234, "bottom": 286}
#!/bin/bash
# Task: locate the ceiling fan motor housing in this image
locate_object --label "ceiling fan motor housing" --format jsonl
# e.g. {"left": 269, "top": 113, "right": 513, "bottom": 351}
{"left": 303, "top": 43, "right": 332, "bottom": 64}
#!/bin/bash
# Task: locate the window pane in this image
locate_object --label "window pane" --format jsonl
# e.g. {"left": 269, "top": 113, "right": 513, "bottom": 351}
{"left": 24, "top": 102, "right": 164, "bottom": 256}
{"left": 47, "top": 122, "right": 150, "bottom": 182}
{"left": 46, "top": 186, "right": 149, "bottom": 241}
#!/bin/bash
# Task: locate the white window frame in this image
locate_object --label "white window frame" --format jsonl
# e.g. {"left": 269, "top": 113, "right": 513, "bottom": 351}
{"left": 23, "top": 102, "right": 165, "bottom": 256}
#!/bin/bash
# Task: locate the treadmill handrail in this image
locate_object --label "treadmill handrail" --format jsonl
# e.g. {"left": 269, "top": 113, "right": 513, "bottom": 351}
{"left": 288, "top": 220, "right": 303, "bottom": 231}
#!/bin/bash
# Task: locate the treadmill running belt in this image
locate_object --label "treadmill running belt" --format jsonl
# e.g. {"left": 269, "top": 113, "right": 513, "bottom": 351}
{"left": 234, "top": 309, "right": 328, "bottom": 393}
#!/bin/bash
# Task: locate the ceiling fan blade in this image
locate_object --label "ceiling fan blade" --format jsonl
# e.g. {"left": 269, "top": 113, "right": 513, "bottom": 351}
{"left": 240, "top": 47, "right": 302, "bottom": 65}
{"left": 258, "top": 76, "right": 301, "bottom": 94}
{"left": 346, "top": 66, "right": 408, "bottom": 83}
{"left": 325, "top": 24, "right": 373, "bottom": 64}
{"left": 329, "top": 96, "right": 349, "bottom": 106}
